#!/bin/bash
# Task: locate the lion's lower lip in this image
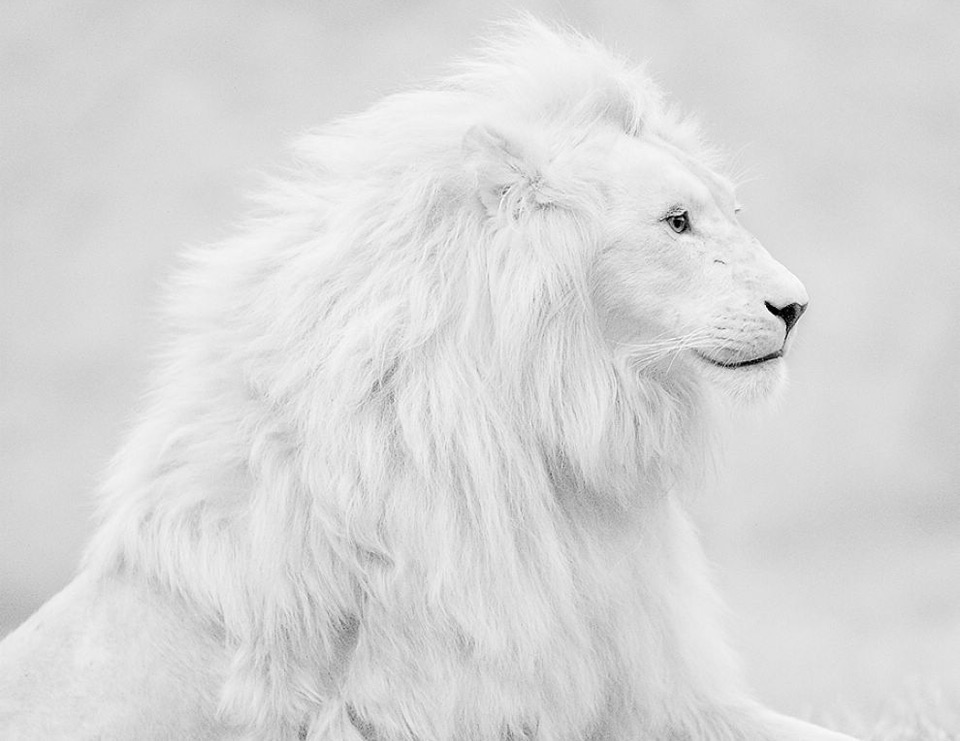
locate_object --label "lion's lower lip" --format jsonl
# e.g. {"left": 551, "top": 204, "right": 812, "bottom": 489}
{"left": 697, "top": 350, "right": 783, "bottom": 369}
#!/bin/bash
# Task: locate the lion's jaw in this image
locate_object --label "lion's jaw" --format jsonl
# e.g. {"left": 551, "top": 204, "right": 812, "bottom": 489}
{"left": 596, "top": 136, "right": 808, "bottom": 404}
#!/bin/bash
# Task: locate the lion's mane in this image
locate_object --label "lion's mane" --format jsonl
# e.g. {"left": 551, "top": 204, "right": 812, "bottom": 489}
{"left": 85, "top": 19, "right": 743, "bottom": 739}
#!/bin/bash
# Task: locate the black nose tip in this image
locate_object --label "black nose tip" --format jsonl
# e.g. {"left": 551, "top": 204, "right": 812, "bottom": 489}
{"left": 765, "top": 300, "right": 808, "bottom": 336}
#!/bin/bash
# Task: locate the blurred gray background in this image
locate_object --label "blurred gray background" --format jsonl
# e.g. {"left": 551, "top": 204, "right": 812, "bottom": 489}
{"left": 2, "top": 0, "right": 958, "bottom": 723}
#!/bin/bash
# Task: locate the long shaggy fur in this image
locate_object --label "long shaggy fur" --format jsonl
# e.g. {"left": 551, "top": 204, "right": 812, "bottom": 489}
{"left": 79, "top": 18, "right": 831, "bottom": 741}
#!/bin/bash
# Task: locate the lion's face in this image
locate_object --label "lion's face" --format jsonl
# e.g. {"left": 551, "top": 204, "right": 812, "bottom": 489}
{"left": 594, "top": 135, "right": 808, "bottom": 400}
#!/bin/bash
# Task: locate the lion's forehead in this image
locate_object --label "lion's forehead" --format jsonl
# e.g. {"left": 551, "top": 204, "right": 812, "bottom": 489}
{"left": 606, "top": 137, "right": 736, "bottom": 218}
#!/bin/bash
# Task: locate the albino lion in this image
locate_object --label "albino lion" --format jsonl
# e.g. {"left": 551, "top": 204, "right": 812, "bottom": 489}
{"left": 0, "top": 19, "right": 857, "bottom": 741}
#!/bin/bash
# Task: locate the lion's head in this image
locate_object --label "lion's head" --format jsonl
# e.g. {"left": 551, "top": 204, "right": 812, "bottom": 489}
{"left": 444, "top": 28, "right": 808, "bottom": 438}
{"left": 463, "top": 123, "right": 808, "bottom": 408}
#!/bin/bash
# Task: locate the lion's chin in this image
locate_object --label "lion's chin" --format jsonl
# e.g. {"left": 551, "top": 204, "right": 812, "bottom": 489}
{"left": 695, "top": 351, "right": 788, "bottom": 404}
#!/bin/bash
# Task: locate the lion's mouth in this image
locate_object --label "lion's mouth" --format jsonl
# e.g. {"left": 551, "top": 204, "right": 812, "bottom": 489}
{"left": 696, "top": 349, "right": 783, "bottom": 369}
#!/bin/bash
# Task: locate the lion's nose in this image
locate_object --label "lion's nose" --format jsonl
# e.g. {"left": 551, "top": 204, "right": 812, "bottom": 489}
{"left": 764, "top": 300, "right": 807, "bottom": 337}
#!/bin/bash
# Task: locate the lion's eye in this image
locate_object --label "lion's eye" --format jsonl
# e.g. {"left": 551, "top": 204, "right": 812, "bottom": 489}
{"left": 665, "top": 211, "right": 690, "bottom": 234}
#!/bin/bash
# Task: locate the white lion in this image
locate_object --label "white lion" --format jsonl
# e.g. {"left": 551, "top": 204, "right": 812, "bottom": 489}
{"left": 0, "top": 19, "right": 857, "bottom": 741}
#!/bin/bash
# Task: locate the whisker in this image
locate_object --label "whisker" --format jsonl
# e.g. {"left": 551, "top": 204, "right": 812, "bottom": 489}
{"left": 615, "top": 328, "right": 715, "bottom": 370}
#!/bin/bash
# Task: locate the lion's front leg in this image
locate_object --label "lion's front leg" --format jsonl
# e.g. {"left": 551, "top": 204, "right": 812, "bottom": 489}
{"left": 613, "top": 501, "right": 860, "bottom": 741}
{"left": 647, "top": 704, "right": 860, "bottom": 741}
{"left": 670, "top": 703, "right": 860, "bottom": 741}
{"left": 755, "top": 708, "right": 860, "bottom": 741}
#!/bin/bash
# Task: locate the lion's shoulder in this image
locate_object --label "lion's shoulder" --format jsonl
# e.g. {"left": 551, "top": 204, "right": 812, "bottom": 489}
{"left": 0, "top": 573, "right": 227, "bottom": 738}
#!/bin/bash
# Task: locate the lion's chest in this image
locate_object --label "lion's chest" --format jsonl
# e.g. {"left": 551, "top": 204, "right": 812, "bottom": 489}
{"left": 340, "top": 505, "right": 687, "bottom": 738}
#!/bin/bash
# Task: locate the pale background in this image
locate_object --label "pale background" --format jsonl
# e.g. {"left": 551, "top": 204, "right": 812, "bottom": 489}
{"left": 2, "top": 0, "right": 958, "bottom": 725}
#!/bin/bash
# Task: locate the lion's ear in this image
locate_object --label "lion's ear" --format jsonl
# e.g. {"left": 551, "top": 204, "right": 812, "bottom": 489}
{"left": 463, "top": 124, "right": 551, "bottom": 217}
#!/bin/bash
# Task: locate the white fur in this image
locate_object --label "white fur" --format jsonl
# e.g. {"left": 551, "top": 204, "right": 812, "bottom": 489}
{"left": 2, "top": 18, "right": 853, "bottom": 741}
